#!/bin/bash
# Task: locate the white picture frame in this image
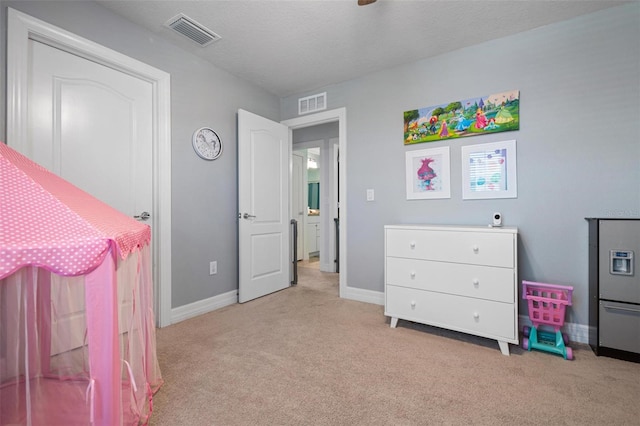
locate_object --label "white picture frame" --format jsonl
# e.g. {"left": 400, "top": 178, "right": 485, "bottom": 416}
{"left": 405, "top": 146, "right": 451, "bottom": 200}
{"left": 461, "top": 140, "right": 517, "bottom": 200}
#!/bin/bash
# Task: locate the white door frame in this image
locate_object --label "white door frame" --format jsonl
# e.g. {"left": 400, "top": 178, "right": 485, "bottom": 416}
{"left": 291, "top": 151, "right": 305, "bottom": 261}
{"left": 6, "top": 8, "right": 173, "bottom": 327}
{"left": 330, "top": 138, "right": 339, "bottom": 271}
{"left": 282, "top": 108, "right": 346, "bottom": 297}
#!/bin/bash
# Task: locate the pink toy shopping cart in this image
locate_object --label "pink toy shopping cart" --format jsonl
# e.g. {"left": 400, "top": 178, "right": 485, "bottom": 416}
{"left": 522, "top": 280, "right": 574, "bottom": 360}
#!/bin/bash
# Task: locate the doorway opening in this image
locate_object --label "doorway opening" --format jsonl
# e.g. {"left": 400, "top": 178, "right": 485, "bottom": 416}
{"left": 291, "top": 140, "right": 339, "bottom": 272}
{"left": 304, "top": 147, "right": 322, "bottom": 265}
{"left": 282, "top": 108, "right": 347, "bottom": 298}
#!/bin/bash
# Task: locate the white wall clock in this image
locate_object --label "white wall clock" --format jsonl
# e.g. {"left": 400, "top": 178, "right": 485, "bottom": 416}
{"left": 192, "top": 127, "right": 223, "bottom": 160}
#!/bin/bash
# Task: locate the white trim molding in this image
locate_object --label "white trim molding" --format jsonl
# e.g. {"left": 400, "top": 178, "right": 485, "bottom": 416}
{"left": 343, "top": 286, "right": 385, "bottom": 306}
{"left": 518, "top": 315, "right": 590, "bottom": 344}
{"left": 7, "top": 8, "right": 173, "bottom": 327}
{"left": 172, "top": 291, "right": 238, "bottom": 324}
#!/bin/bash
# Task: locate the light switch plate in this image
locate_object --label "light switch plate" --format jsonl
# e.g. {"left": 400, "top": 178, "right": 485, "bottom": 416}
{"left": 366, "top": 189, "right": 374, "bottom": 201}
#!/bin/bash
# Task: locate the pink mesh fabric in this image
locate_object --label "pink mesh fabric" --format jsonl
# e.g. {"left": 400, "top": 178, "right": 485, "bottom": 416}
{"left": 0, "top": 246, "right": 162, "bottom": 425}
{"left": 0, "top": 143, "right": 151, "bottom": 279}
{"left": 0, "top": 143, "right": 161, "bottom": 425}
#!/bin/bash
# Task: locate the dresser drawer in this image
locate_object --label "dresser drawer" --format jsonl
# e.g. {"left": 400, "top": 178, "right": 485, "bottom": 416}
{"left": 386, "top": 257, "right": 514, "bottom": 303}
{"left": 385, "top": 285, "right": 517, "bottom": 341}
{"left": 386, "top": 228, "right": 514, "bottom": 268}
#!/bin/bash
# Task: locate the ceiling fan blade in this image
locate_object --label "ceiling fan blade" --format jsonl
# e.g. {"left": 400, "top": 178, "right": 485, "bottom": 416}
{"left": 358, "top": 0, "right": 377, "bottom": 5}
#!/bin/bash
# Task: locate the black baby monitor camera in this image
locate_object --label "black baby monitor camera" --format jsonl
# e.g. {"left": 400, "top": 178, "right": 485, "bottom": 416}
{"left": 493, "top": 212, "right": 502, "bottom": 227}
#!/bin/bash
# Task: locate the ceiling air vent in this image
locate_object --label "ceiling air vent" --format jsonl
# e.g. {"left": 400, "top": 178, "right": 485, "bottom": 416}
{"left": 165, "top": 13, "right": 221, "bottom": 47}
{"left": 298, "top": 92, "right": 327, "bottom": 115}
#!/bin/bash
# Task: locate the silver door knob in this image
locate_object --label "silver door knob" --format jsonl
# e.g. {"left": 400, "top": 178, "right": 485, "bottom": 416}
{"left": 134, "top": 211, "right": 151, "bottom": 221}
{"left": 243, "top": 213, "right": 256, "bottom": 219}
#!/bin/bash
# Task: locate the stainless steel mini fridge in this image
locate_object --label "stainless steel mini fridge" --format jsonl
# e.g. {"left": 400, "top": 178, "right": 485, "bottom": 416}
{"left": 587, "top": 218, "right": 640, "bottom": 362}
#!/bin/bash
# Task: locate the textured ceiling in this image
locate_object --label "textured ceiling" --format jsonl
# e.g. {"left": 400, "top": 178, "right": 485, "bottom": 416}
{"left": 96, "top": 0, "right": 629, "bottom": 98}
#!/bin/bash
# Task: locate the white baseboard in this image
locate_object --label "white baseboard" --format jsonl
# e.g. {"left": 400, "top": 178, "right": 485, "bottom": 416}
{"left": 342, "top": 286, "right": 385, "bottom": 305}
{"left": 171, "top": 290, "right": 237, "bottom": 325}
{"left": 518, "top": 315, "right": 590, "bottom": 344}
{"left": 320, "top": 261, "right": 334, "bottom": 273}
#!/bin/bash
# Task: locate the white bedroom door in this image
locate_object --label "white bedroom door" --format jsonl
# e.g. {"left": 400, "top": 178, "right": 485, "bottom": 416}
{"left": 27, "top": 39, "right": 153, "bottom": 217}
{"left": 238, "top": 109, "right": 290, "bottom": 303}
{"left": 27, "top": 39, "right": 154, "bottom": 351}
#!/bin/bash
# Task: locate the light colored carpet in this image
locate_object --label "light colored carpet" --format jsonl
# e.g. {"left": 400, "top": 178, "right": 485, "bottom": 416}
{"left": 299, "top": 257, "right": 320, "bottom": 270}
{"left": 149, "top": 268, "right": 639, "bottom": 425}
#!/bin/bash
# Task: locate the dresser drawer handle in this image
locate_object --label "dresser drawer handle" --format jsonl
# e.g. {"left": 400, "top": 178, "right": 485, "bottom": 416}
{"left": 409, "top": 241, "right": 416, "bottom": 249}
{"left": 410, "top": 271, "right": 416, "bottom": 279}
{"left": 472, "top": 278, "right": 479, "bottom": 286}
{"left": 473, "top": 312, "right": 480, "bottom": 319}
{"left": 472, "top": 245, "right": 479, "bottom": 253}
{"left": 410, "top": 300, "right": 416, "bottom": 308}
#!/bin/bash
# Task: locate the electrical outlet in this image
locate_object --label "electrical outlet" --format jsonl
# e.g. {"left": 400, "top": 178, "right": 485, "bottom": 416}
{"left": 209, "top": 261, "right": 217, "bottom": 275}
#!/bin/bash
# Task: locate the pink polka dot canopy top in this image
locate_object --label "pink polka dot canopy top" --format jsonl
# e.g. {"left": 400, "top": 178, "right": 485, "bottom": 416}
{"left": 0, "top": 143, "right": 151, "bottom": 279}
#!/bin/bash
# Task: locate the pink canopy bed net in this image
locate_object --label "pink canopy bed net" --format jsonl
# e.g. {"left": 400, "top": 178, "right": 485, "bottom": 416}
{"left": 0, "top": 143, "right": 163, "bottom": 425}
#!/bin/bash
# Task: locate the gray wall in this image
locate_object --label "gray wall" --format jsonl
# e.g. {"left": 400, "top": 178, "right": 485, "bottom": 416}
{"left": 0, "top": 1, "right": 281, "bottom": 309}
{"left": 2, "top": 2, "right": 638, "bottom": 328}
{"left": 293, "top": 122, "right": 339, "bottom": 144}
{"left": 282, "top": 3, "right": 640, "bottom": 326}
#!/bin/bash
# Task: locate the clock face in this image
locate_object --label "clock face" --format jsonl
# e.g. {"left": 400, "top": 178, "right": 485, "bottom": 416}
{"left": 192, "top": 127, "right": 222, "bottom": 160}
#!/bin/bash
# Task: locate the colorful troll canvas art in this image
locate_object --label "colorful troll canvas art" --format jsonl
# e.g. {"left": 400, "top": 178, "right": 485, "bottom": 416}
{"left": 404, "top": 90, "right": 519, "bottom": 145}
{"left": 405, "top": 147, "right": 451, "bottom": 200}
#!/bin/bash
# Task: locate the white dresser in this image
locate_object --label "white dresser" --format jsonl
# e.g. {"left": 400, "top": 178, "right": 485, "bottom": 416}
{"left": 384, "top": 224, "right": 519, "bottom": 355}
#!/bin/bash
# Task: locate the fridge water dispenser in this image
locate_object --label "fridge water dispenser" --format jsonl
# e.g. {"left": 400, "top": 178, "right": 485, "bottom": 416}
{"left": 609, "top": 250, "right": 634, "bottom": 276}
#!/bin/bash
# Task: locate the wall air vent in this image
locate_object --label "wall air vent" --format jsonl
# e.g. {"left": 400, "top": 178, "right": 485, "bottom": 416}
{"left": 165, "top": 13, "right": 221, "bottom": 47}
{"left": 298, "top": 92, "right": 327, "bottom": 115}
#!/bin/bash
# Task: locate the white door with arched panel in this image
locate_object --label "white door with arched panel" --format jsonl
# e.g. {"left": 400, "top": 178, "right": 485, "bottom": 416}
{"left": 27, "top": 39, "right": 153, "bottom": 218}
{"left": 26, "top": 39, "right": 154, "bottom": 351}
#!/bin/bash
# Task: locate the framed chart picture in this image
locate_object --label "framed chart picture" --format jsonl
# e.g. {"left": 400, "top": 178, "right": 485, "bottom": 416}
{"left": 461, "top": 140, "right": 517, "bottom": 200}
{"left": 406, "top": 147, "right": 451, "bottom": 200}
